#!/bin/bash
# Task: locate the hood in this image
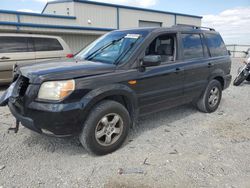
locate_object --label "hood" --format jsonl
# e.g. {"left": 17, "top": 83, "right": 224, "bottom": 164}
{"left": 18, "top": 59, "right": 116, "bottom": 84}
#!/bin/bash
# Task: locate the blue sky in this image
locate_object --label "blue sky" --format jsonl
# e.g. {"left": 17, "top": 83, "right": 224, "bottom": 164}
{"left": 0, "top": 0, "right": 250, "bottom": 44}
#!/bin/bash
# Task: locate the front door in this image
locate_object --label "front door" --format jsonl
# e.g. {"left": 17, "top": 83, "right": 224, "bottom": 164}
{"left": 136, "top": 33, "right": 185, "bottom": 115}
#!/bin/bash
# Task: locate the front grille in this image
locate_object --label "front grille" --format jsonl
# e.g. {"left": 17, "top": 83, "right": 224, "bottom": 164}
{"left": 12, "top": 76, "right": 30, "bottom": 98}
{"left": 17, "top": 76, "right": 29, "bottom": 97}
{"left": 11, "top": 76, "right": 30, "bottom": 115}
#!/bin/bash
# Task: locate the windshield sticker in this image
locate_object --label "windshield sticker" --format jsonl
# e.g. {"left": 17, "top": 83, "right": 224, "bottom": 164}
{"left": 125, "top": 34, "right": 141, "bottom": 39}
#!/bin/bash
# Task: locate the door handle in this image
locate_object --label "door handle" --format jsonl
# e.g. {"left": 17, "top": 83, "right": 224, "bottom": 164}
{"left": 208, "top": 63, "right": 214, "bottom": 68}
{"left": 0, "top": 56, "right": 10, "bottom": 60}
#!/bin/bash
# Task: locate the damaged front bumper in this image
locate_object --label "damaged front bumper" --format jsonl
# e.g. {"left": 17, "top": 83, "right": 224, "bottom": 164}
{"left": 8, "top": 102, "right": 41, "bottom": 134}
{"left": 0, "top": 76, "right": 85, "bottom": 137}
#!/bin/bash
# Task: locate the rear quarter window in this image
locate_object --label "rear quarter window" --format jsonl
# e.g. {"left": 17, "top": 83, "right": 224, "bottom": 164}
{"left": 34, "top": 38, "right": 63, "bottom": 52}
{"left": 205, "top": 33, "right": 228, "bottom": 57}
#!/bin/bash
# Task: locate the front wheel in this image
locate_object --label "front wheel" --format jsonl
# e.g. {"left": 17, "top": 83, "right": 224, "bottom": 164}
{"left": 79, "top": 100, "right": 130, "bottom": 155}
{"left": 196, "top": 80, "right": 222, "bottom": 113}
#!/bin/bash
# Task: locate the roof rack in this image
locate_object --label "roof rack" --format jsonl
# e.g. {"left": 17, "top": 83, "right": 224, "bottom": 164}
{"left": 174, "top": 24, "right": 215, "bottom": 31}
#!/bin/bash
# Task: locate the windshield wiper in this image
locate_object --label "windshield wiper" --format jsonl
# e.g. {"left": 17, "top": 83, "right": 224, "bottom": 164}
{"left": 85, "top": 37, "right": 125, "bottom": 61}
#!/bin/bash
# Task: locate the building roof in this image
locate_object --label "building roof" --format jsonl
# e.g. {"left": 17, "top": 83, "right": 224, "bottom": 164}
{"left": 42, "top": 0, "right": 202, "bottom": 19}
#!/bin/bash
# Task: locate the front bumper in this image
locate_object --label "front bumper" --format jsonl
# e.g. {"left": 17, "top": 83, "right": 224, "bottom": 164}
{"left": 8, "top": 100, "right": 85, "bottom": 137}
{"left": 9, "top": 103, "right": 39, "bottom": 133}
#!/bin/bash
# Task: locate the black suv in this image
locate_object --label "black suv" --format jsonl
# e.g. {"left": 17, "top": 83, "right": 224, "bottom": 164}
{"left": 0, "top": 25, "right": 232, "bottom": 155}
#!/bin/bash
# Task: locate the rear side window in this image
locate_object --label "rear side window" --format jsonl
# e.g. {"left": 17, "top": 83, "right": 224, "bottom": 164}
{"left": 182, "top": 34, "right": 204, "bottom": 60}
{"left": 33, "top": 38, "right": 63, "bottom": 52}
{"left": 0, "top": 37, "right": 30, "bottom": 53}
{"left": 205, "top": 33, "right": 228, "bottom": 57}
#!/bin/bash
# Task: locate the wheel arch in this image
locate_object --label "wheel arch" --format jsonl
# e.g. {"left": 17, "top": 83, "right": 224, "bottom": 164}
{"left": 213, "top": 76, "right": 225, "bottom": 89}
{"left": 209, "top": 69, "right": 226, "bottom": 89}
{"left": 80, "top": 84, "right": 138, "bottom": 127}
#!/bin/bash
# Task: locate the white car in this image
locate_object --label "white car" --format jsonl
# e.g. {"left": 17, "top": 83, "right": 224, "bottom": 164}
{"left": 0, "top": 33, "right": 72, "bottom": 85}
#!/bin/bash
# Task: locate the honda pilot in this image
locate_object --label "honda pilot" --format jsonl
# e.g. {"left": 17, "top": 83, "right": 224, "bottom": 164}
{"left": 0, "top": 25, "right": 232, "bottom": 155}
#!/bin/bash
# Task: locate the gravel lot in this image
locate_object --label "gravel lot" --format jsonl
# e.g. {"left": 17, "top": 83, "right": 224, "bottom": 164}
{"left": 0, "top": 58, "right": 250, "bottom": 188}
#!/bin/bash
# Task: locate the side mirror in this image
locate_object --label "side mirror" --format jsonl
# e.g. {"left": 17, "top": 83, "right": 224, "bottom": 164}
{"left": 141, "top": 55, "right": 161, "bottom": 67}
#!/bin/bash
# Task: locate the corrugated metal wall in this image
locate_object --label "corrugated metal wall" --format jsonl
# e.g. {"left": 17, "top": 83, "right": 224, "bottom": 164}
{"left": 74, "top": 3, "right": 117, "bottom": 29}
{"left": 43, "top": 2, "right": 75, "bottom": 16}
{"left": 119, "top": 8, "right": 175, "bottom": 29}
{"left": 20, "top": 15, "right": 78, "bottom": 26}
{"left": 58, "top": 34, "right": 100, "bottom": 53}
{"left": 176, "top": 15, "right": 201, "bottom": 26}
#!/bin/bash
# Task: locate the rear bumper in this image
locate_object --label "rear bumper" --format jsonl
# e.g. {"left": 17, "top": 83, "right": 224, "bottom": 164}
{"left": 224, "top": 74, "right": 232, "bottom": 89}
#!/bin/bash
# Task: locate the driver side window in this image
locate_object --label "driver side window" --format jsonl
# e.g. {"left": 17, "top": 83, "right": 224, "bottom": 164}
{"left": 145, "top": 34, "right": 176, "bottom": 63}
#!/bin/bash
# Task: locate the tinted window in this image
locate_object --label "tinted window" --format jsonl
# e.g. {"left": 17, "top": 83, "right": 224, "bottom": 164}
{"left": 34, "top": 38, "right": 63, "bottom": 51}
{"left": 182, "top": 34, "right": 204, "bottom": 60}
{"left": 205, "top": 33, "right": 228, "bottom": 57}
{"left": 0, "top": 37, "right": 29, "bottom": 53}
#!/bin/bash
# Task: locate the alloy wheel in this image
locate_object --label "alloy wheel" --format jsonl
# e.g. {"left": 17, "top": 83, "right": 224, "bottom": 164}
{"left": 95, "top": 113, "right": 124, "bottom": 147}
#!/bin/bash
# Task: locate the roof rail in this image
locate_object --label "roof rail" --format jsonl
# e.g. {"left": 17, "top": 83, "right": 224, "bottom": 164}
{"left": 174, "top": 24, "right": 215, "bottom": 31}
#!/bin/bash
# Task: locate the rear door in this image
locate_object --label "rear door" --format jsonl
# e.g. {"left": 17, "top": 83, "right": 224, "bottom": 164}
{"left": 180, "top": 33, "right": 211, "bottom": 101}
{"left": 204, "top": 33, "right": 231, "bottom": 78}
{"left": 33, "top": 37, "right": 65, "bottom": 63}
{"left": 0, "top": 36, "right": 35, "bottom": 84}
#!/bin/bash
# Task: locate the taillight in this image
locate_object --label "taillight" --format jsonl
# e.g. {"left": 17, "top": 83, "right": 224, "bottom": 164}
{"left": 66, "top": 54, "right": 74, "bottom": 58}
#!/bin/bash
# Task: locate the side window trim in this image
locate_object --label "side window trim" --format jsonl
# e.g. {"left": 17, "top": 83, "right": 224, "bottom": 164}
{"left": 200, "top": 34, "right": 210, "bottom": 58}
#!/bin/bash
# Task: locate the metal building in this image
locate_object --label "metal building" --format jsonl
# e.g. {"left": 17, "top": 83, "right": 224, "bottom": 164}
{"left": 0, "top": 0, "right": 202, "bottom": 53}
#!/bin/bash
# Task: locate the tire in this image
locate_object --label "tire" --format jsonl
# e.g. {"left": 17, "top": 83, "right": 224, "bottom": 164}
{"left": 233, "top": 71, "right": 247, "bottom": 86}
{"left": 196, "top": 80, "right": 222, "bottom": 113}
{"left": 79, "top": 100, "right": 130, "bottom": 155}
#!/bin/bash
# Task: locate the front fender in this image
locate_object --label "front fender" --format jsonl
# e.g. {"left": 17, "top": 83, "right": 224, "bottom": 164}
{"left": 79, "top": 84, "right": 138, "bottom": 125}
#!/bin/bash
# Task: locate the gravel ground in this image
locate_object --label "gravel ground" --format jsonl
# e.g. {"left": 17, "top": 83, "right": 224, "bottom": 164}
{"left": 0, "top": 58, "right": 250, "bottom": 188}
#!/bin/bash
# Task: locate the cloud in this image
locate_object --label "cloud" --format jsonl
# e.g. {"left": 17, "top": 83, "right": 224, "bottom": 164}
{"left": 89, "top": 0, "right": 158, "bottom": 8}
{"left": 17, "top": 9, "right": 40, "bottom": 13}
{"left": 202, "top": 7, "right": 250, "bottom": 45}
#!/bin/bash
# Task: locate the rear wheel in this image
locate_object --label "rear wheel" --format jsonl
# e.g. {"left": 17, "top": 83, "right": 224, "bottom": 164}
{"left": 196, "top": 80, "right": 222, "bottom": 113}
{"left": 79, "top": 100, "right": 130, "bottom": 155}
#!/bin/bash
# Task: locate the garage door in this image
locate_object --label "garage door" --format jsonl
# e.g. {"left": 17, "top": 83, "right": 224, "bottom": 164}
{"left": 139, "top": 20, "right": 162, "bottom": 28}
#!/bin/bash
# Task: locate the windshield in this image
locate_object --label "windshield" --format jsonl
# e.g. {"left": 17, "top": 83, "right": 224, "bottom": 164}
{"left": 75, "top": 30, "right": 149, "bottom": 64}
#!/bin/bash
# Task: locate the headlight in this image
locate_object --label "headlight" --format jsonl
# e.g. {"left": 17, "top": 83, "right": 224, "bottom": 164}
{"left": 38, "top": 80, "right": 75, "bottom": 101}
